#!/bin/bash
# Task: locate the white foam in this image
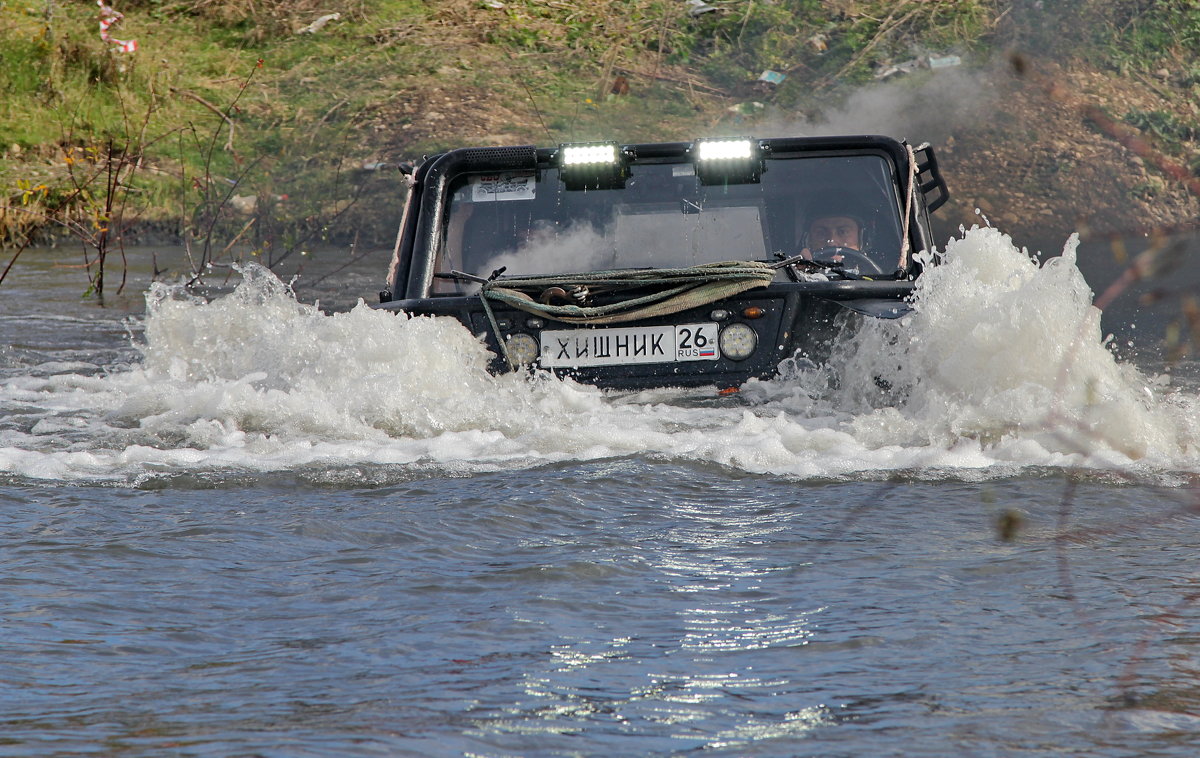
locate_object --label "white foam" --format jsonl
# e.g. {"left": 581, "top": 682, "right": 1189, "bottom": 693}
{"left": 839, "top": 228, "right": 1199, "bottom": 462}
{"left": 2, "top": 231, "right": 1198, "bottom": 484}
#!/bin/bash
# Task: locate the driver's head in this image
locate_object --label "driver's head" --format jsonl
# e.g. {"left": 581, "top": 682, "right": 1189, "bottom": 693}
{"left": 805, "top": 215, "right": 862, "bottom": 251}
{"left": 798, "top": 190, "right": 869, "bottom": 252}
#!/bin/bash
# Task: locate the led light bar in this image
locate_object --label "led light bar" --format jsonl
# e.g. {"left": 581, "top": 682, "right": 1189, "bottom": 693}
{"left": 558, "top": 142, "right": 627, "bottom": 190}
{"left": 691, "top": 137, "right": 762, "bottom": 185}
{"left": 560, "top": 143, "right": 619, "bottom": 166}
{"left": 695, "top": 138, "right": 755, "bottom": 162}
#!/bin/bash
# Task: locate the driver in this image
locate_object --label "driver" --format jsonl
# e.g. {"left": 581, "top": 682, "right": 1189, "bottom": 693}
{"left": 792, "top": 193, "right": 886, "bottom": 275}
{"left": 800, "top": 213, "right": 863, "bottom": 260}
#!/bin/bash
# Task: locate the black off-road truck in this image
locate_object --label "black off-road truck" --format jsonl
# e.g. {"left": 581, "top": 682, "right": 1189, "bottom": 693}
{"left": 378, "top": 135, "right": 948, "bottom": 390}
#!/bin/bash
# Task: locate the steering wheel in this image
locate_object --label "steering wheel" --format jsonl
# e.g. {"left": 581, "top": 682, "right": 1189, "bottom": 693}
{"left": 808, "top": 246, "right": 887, "bottom": 276}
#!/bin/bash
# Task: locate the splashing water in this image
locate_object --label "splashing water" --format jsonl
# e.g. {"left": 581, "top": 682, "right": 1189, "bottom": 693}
{"left": 2, "top": 229, "right": 1198, "bottom": 483}
{"left": 820, "top": 226, "right": 1199, "bottom": 462}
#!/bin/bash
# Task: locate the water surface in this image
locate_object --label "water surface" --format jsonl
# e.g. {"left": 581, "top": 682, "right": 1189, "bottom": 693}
{"left": 3, "top": 228, "right": 1200, "bottom": 756}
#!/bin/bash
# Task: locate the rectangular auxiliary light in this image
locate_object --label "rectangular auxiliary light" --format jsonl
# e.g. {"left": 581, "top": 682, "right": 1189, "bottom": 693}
{"left": 561, "top": 143, "right": 618, "bottom": 166}
{"left": 558, "top": 142, "right": 627, "bottom": 190}
{"left": 691, "top": 137, "right": 762, "bottom": 185}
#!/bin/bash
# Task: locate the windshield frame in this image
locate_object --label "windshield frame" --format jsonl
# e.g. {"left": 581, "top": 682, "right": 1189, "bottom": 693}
{"left": 395, "top": 136, "right": 916, "bottom": 299}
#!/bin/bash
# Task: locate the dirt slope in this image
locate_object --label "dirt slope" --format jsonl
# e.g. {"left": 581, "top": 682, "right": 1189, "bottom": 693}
{"left": 932, "top": 57, "right": 1200, "bottom": 244}
{"left": 362, "top": 54, "right": 1198, "bottom": 249}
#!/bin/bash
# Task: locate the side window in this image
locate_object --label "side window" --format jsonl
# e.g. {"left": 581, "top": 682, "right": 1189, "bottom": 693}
{"left": 434, "top": 173, "right": 537, "bottom": 291}
{"left": 432, "top": 178, "right": 472, "bottom": 294}
{"left": 777, "top": 155, "right": 904, "bottom": 269}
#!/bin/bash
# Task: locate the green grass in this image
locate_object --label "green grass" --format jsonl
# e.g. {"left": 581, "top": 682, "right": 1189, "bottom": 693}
{"left": 1113, "top": 0, "right": 1200, "bottom": 67}
{"left": 1123, "top": 108, "right": 1200, "bottom": 151}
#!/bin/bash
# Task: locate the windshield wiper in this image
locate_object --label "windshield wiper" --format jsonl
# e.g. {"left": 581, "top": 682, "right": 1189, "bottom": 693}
{"left": 433, "top": 266, "right": 508, "bottom": 284}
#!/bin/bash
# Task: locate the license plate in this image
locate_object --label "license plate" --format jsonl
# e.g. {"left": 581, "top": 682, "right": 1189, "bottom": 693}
{"left": 539, "top": 323, "right": 720, "bottom": 368}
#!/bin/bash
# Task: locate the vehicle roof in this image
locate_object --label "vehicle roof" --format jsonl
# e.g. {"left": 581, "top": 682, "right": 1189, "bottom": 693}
{"left": 412, "top": 135, "right": 913, "bottom": 179}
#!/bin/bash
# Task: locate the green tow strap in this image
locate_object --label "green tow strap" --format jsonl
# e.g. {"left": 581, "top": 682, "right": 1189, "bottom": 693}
{"left": 480, "top": 261, "right": 776, "bottom": 326}
{"left": 478, "top": 290, "right": 515, "bottom": 371}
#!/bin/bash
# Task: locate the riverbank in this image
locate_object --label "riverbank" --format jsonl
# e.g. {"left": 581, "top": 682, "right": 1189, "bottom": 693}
{"left": 3, "top": 0, "right": 1198, "bottom": 293}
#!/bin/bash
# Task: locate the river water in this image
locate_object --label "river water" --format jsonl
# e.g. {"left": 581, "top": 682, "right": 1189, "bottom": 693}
{"left": 3, "top": 227, "right": 1200, "bottom": 756}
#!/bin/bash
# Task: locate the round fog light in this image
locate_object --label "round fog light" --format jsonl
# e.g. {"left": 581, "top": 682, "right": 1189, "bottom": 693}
{"left": 506, "top": 333, "right": 540, "bottom": 366}
{"left": 719, "top": 323, "right": 757, "bottom": 361}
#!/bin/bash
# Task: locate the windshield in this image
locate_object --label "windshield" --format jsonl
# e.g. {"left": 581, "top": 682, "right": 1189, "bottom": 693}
{"left": 433, "top": 153, "right": 903, "bottom": 292}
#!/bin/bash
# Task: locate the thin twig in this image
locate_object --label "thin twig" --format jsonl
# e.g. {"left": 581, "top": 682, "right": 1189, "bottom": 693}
{"left": 304, "top": 236, "right": 381, "bottom": 288}
{"left": 220, "top": 216, "right": 258, "bottom": 256}
{"left": 318, "top": 98, "right": 350, "bottom": 126}
{"left": 615, "top": 65, "right": 730, "bottom": 96}
{"left": 820, "top": 6, "right": 920, "bottom": 88}
{"left": 171, "top": 88, "right": 236, "bottom": 151}
{"left": 0, "top": 236, "right": 33, "bottom": 287}
{"left": 518, "top": 78, "right": 553, "bottom": 142}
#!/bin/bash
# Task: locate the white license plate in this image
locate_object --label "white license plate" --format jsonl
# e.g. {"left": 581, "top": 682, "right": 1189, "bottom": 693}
{"left": 540, "top": 323, "right": 720, "bottom": 368}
